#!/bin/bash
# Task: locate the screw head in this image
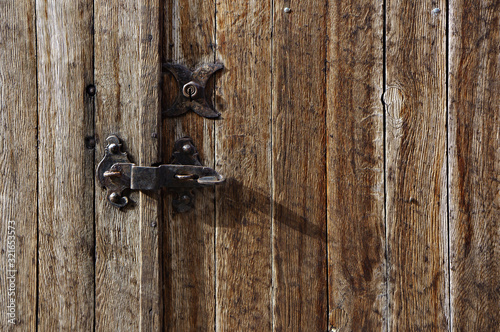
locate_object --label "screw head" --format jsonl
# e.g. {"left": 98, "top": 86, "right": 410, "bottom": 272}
{"left": 284, "top": 7, "right": 291, "bottom": 13}
{"left": 109, "top": 143, "right": 120, "bottom": 154}
{"left": 109, "top": 192, "right": 121, "bottom": 203}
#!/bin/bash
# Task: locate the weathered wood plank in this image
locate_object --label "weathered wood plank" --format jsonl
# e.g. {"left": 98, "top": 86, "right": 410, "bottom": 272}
{"left": 385, "top": 0, "right": 449, "bottom": 330}
{"left": 36, "top": 0, "right": 95, "bottom": 330}
{"left": 215, "top": 0, "right": 272, "bottom": 330}
{"left": 326, "top": 0, "right": 386, "bottom": 330}
{"left": 160, "top": 0, "right": 216, "bottom": 330}
{"left": 272, "top": 2, "right": 328, "bottom": 331}
{"left": 95, "top": 2, "right": 141, "bottom": 328}
{"left": 138, "top": 0, "right": 161, "bottom": 330}
{"left": 0, "top": 0, "right": 37, "bottom": 330}
{"left": 449, "top": 0, "right": 500, "bottom": 330}
{"left": 95, "top": 0, "right": 160, "bottom": 329}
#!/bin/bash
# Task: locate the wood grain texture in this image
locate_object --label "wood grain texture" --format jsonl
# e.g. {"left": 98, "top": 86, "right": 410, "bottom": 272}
{"left": 215, "top": 0, "right": 272, "bottom": 330}
{"left": 95, "top": 0, "right": 160, "bottom": 329}
{"left": 326, "top": 0, "right": 385, "bottom": 331}
{"left": 0, "top": 0, "right": 37, "bottom": 330}
{"left": 385, "top": 0, "right": 449, "bottom": 330}
{"left": 138, "top": 0, "right": 161, "bottom": 330}
{"left": 36, "top": 0, "right": 95, "bottom": 330}
{"left": 449, "top": 0, "right": 500, "bottom": 330}
{"left": 160, "top": 0, "right": 216, "bottom": 330}
{"left": 272, "top": 1, "right": 328, "bottom": 330}
{"left": 2, "top": 2, "right": 498, "bottom": 330}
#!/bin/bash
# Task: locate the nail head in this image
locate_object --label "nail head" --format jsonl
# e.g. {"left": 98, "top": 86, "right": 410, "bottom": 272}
{"left": 109, "top": 143, "right": 120, "bottom": 154}
{"left": 180, "top": 194, "right": 191, "bottom": 204}
{"left": 182, "top": 144, "right": 193, "bottom": 154}
{"left": 86, "top": 84, "right": 96, "bottom": 96}
{"left": 109, "top": 193, "right": 121, "bottom": 203}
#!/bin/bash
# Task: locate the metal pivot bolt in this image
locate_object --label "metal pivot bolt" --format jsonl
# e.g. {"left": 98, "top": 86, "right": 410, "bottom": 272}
{"left": 97, "top": 135, "right": 224, "bottom": 211}
{"left": 182, "top": 81, "right": 200, "bottom": 98}
{"left": 162, "top": 62, "right": 223, "bottom": 119}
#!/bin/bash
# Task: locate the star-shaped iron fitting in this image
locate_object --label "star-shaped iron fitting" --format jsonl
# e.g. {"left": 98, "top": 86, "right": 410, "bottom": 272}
{"left": 162, "top": 62, "right": 224, "bottom": 119}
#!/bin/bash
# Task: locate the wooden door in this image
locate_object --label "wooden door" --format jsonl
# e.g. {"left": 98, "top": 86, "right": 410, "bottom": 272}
{"left": 1, "top": 0, "right": 498, "bottom": 331}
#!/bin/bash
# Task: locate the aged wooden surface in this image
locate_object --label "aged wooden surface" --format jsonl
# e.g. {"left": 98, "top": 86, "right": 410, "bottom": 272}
{"left": 449, "top": 0, "right": 500, "bottom": 330}
{"left": 160, "top": 0, "right": 216, "bottom": 330}
{"left": 1, "top": 0, "right": 500, "bottom": 330}
{"left": 36, "top": 0, "right": 95, "bottom": 330}
{"left": 138, "top": 0, "right": 161, "bottom": 330}
{"left": 0, "top": 0, "right": 37, "bottom": 330}
{"left": 385, "top": 0, "right": 449, "bottom": 330}
{"left": 94, "top": 0, "right": 160, "bottom": 330}
{"left": 272, "top": 2, "right": 328, "bottom": 331}
{"left": 327, "top": 0, "right": 385, "bottom": 331}
{"left": 215, "top": 0, "right": 272, "bottom": 330}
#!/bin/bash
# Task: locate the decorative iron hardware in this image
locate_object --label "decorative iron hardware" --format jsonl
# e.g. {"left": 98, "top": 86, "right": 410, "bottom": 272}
{"left": 162, "top": 62, "right": 223, "bottom": 119}
{"left": 97, "top": 135, "right": 224, "bottom": 211}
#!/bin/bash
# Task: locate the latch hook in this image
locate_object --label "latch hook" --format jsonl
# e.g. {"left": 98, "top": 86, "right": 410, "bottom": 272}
{"left": 97, "top": 135, "right": 224, "bottom": 211}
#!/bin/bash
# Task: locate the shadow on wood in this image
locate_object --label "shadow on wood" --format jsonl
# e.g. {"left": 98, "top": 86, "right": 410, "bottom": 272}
{"left": 215, "top": 178, "right": 325, "bottom": 242}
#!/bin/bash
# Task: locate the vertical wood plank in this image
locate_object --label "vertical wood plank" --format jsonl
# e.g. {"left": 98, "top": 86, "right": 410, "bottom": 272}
{"left": 272, "top": 1, "right": 328, "bottom": 331}
{"left": 160, "top": 0, "right": 216, "bottom": 330}
{"left": 139, "top": 0, "right": 161, "bottom": 330}
{"left": 215, "top": 0, "right": 272, "bottom": 330}
{"left": 449, "top": 0, "right": 500, "bottom": 330}
{"left": 95, "top": 2, "right": 141, "bottom": 328}
{"left": 385, "top": 0, "right": 449, "bottom": 330}
{"left": 326, "top": 0, "right": 386, "bottom": 330}
{"left": 95, "top": 0, "right": 160, "bottom": 329}
{"left": 36, "top": 0, "right": 95, "bottom": 330}
{"left": 0, "top": 0, "right": 37, "bottom": 330}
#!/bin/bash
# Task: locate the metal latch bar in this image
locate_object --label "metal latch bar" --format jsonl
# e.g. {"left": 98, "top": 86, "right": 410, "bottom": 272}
{"left": 97, "top": 135, "right": 224, "bottom": 211}
{"left": 130, "top": 165, "right": 224, "bottom": 190}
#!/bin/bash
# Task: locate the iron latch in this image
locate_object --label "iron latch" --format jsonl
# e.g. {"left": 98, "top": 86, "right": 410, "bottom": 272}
{"left": 97, "top": 135, "right": 224, "bottom": 211}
